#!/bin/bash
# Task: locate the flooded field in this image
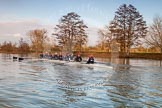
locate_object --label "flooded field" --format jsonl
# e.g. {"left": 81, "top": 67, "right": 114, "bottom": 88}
{"left": 0, "top": 54, "right": 162, "bottom": 108}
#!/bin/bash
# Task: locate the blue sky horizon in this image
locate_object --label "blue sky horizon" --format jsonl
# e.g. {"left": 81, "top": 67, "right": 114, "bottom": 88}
{"left": 0, "top": 0, "right": 162, "bottom": 46}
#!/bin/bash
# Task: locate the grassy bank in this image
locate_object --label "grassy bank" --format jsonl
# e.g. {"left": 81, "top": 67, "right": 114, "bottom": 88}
{"left": 125, "top": 53, "right": 162, "bottom": 60}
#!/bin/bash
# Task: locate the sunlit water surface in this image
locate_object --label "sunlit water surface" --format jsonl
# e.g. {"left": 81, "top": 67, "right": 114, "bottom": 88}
{"left": 0, "top": 54, "right": 162, "bottom": 108}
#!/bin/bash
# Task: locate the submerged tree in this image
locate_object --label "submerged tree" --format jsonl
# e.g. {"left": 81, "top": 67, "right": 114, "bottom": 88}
{"left": 109, "top": 4, "right": 147, "bottom": 55}
{"left": 28, "top": 29, "right": 48, "bottom": 53}
{"left": 53, "top": 12, "right": 88, "bottom": 53}
{"left": 145, "top": 16, "right": 162, "bottom": 53}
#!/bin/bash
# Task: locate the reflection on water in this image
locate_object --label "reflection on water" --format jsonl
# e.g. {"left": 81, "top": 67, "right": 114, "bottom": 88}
{"left": 0, "top": 54, "right": 162, "bottom": 108}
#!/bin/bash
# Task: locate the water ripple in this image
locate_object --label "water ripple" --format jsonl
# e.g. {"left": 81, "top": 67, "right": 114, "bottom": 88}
{"left": 0, "top": 54, "right": 162, "bottom": 108}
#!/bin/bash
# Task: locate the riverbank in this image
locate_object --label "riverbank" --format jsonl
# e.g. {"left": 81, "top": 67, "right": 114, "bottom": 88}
{"left": 124, "top": 53, "right": 162, "bottom": 60}
{"left": 1, "top": 52, "right": 162, "bottom": 60}
{"left": 80, "top": 52, "right": 162, "bottom": 60}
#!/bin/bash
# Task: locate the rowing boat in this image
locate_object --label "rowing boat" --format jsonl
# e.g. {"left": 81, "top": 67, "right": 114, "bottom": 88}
{"left": 30, "top": 58, "right": 113, "bottom": 69}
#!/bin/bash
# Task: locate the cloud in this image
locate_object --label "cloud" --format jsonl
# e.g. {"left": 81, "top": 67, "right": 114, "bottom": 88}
{"left": 0, "top": 19, "right": 99, "bottom": 46}
{"left": 86, "top": 26, "right": 100, "bottom": 46}
{"left": 0, "top": 19, "right": 47, "bottom": 43}
{"left": 0, "top": 19, "right": 41, "bottom": 34}
{"left": 13, "top": 33, "right": 21, "bottom": 37}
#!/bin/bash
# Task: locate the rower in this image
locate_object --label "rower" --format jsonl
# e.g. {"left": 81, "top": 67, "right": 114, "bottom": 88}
{"left": 64, "top": 53, "right": 71, "bottom": 61}
{"left": 39, "top": 53, "right": 44, "bottom": 58}
{"left": 44, "top": 52, "right": 49, "bottom": 58}
{"left": 87, "top": 55, "right": 94, "bottom": 64}
{"left": 52, "top": 52, "right": 59, "bottom": 60}
{"left": 75, "top": 54, "right": 82, "bottom": 62}
{"left": 58, "top": 52, "right": 63, "bottom": 60}
{"left": 69, "top": 53, "right": 74, "bottom": 61}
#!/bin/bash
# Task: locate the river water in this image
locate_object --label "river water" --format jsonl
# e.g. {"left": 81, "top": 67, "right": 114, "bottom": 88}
{"left": 0, "top": 54, "right": 162, "bottom": 108}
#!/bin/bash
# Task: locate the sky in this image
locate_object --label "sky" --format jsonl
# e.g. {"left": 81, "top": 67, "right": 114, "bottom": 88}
{"left": 0, "top": 0, "right": 162, "bottom": 46}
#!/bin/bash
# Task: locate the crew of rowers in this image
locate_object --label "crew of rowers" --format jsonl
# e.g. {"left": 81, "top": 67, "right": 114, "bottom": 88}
{"left": 39, "top": 52, "right": 94, "bottom": 64}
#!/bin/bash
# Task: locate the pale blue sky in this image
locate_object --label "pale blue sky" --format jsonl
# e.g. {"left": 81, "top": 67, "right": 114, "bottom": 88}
{"left": 0, "top": 0, "right": 162, "bottom": 45}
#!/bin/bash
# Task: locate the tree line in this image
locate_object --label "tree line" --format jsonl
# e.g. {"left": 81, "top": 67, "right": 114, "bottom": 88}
{"left": 98, "top": 4, "right": 162, "bottom": 55}
{"left": 0, "top": 4, "right": 162, "bottom": 55}
{"left": 0, "top": 38, "right": 30, "bottom": 53}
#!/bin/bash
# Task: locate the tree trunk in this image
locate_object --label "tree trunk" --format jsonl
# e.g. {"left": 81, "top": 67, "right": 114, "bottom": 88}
{"left": 126, "top": 46, "right": 130, "bottom": 57}
{"left": 79, "top": 43, "right": 82, "bottom": 53}
{"left": 67, "top": 30, "right": 72, "bottom": 53}
{"left": 160, "top": 48, "right": 162, "bottom": 67}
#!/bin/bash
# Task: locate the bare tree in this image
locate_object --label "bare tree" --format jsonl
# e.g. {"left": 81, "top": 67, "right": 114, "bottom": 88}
{"left": 74, "top": 22, "right": 88, "bottom": 52}
{"left": 18, "top": 38, "right": 30, "bottom": 53}
{"left": 53, "top": 12, "right": 88, "bottom": 53}
{"left": 145, "top": 16, "right": 162, "bottom": 53}
{"left": 28, "top": 29, "right": 48, "bottom": 54}
{"left": 109, "top": 4, "right": 147, "bottom": 55}
{"left": 98, "top": 25, "right": 112, "bottom": 52}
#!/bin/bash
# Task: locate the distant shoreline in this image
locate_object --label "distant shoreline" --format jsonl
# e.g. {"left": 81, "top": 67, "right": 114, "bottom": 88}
{"left": 0, "top": 52, "right": 162, "bottom": 60}
{"left": 80, "top": 52, "right": 162, "bottom": 60}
